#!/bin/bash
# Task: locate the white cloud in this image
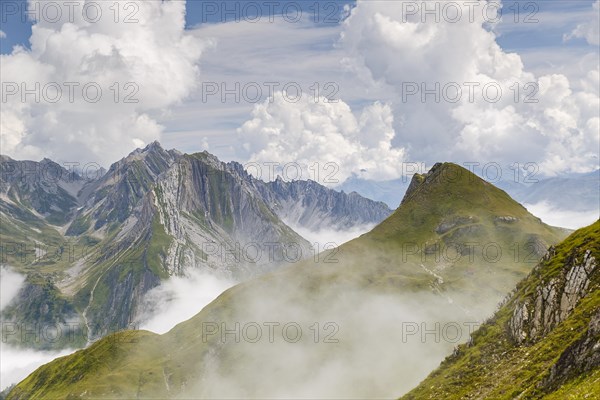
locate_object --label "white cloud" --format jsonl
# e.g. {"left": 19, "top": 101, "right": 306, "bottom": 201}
{"left": 139, "top": 270, "right": 234, "bottom": 334}
{"left": 339, "top": 0, "right": 600, "bottom": 175}
{"left": 0, "top": 0, "right": 208, "bottom": 166}
{"left": 0, "top": 343, "right": 75, "bottom": 391}
{"left": 285, "top": 222, "right": 376, "bottom": 247}
{"left": 564, "top": 0, "right": 600, "bottom": 45}
{"left": 524, "top": 201, "right": 599, "bottom": 230}
{"left": 237, "top": 92, "right": 405, "bottom": 184}
{"left": 0, "top": 267, "right": 26, "bottom": 312}
{"left": 0, "top": 30, "right": 6, "bottom": 39}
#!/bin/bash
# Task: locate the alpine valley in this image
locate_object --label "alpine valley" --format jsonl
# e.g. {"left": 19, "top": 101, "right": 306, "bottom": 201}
{"left": 4, "top": 145, "right": 598, "bottom": 399}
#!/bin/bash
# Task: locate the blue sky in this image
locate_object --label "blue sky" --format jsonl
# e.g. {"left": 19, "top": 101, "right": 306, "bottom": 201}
{"left": 1, "top": 0, "right": 598, "bottom": 180}
{"left": 1, "top": 1, "right": 595, "bottom": 54}
{"left": 1, "top": 0, "right": 357, "bottom": 53}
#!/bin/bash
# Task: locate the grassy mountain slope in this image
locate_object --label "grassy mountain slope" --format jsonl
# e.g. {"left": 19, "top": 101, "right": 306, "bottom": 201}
{"left": 7, "top": 163, "right": 570, "bottom": 399}
{"left": 294, "top": 162, "right": 568, "bottom": 314}
{"left": 403, "top": 220, "right": 600, "bottom": 399}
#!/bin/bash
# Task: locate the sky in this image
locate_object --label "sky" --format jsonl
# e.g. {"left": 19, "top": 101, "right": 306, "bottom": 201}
{"left": 0, "top": 0, "right": 599, "bottom": 183}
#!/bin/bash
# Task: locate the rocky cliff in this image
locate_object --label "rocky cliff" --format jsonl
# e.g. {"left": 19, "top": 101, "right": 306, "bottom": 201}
{"left": 509, "top": 248, "right": 597, "bottom": 344}
{"left": 258, "top": 175, "right": 391, "bottom": 231}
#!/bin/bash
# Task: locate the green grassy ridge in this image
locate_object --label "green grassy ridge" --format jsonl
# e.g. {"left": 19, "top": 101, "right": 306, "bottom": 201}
{"left": 402, "top": 220, "right": 600, "bottom": 399}
{"left": 6, "top": 331, "right": 162, "bottom": 400}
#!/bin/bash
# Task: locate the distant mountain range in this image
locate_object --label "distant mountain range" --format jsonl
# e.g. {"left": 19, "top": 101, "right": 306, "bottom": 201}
{"left": 0, "top": 142, "right": 391, "bottom": 347}
{"left": 5, "top": 162, "right": 574, "bottom": 399}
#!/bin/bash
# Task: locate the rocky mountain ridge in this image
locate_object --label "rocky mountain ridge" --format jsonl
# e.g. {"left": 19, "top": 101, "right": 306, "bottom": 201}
{"left": 0, "top": 142, "right": 392, "bottom": 347}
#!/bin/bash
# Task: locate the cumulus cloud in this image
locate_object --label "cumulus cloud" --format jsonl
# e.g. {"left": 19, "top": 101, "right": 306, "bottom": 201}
{"left": 0, "top": 0, "right": 208, "bottom": 166}
{"left": 0, "top": 30, "right": 6, "bottom": 39}
{"left": 564, "top": 0, "right": 600, "bottom": 45}
{"left": 139, "top": 270, "right": 234, "bottom": 334}
{"left": 339, "top": 0, "right": 600, "bottom": 175}
{"left": 237, "top": 92, "right": 405, "bottom": 185}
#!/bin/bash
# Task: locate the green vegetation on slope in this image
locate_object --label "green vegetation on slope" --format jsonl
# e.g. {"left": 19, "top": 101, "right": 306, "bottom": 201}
{"left": 403, "top": 220, "right": 600, "bottom": 399}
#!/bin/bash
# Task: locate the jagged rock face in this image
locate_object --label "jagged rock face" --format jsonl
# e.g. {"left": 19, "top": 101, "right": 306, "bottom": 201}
{"left": 0, "top": 156, "right": 85, "bottom": 225}
{"left": 402, "top": 221, "right": 598, "bottom": 399}
{"left": 75, "top": 141, "right": 181, "bottom": 233}
{"left": 400, "top": 171, "right": 426, "bottom": 206}
{"left": 509, "top": 249, "right": 597, "bottom": 344}
{"left": 257, "top": 177, "right": 392, "bottom": 231}
{"left": 542, "top": 309, "right": 600, "bottom": 390}
{"left": 68, "top": 145, "right": 393, "bottom": 338}
{"left": 146, "top": 153, "right": 314, "bottom": 279}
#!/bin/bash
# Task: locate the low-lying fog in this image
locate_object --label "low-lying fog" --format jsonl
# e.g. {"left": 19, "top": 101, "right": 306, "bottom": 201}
{"left": 0, "top": 224, "right": 371, "bottom": 391}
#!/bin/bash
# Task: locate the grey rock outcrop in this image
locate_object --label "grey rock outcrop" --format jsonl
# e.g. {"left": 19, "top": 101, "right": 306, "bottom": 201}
{"left": 541, "top": 308, "right": 600, "bottom": 390}
{"left": 509, "top": 249, "right": 597, "bottom": 344}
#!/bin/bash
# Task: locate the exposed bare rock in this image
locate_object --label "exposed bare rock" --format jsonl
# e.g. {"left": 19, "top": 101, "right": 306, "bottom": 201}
{"left": 509, "top": 250, "right": 597, "bottom": 344}
{"left": 541, "top": 309, "right": 600, "bottom": 390}
{"left": 494, "top": 216, "right": 518, "bottom": 224}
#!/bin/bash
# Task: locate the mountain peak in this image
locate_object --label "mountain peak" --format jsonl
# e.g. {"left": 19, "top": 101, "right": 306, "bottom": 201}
{"left": 128, "top": 140, "right": 165, "bottom": 157}
{"left": 369, "top": 160, "right": 556, "bottom": 246}
{"left": 401, "top": 162, "right": 478, "bottom": 205}
{"left": 144, "top": 140, "right": 164, "bottom": 151}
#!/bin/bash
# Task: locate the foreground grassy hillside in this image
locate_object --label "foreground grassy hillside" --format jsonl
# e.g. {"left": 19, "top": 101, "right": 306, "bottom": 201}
{"left": 8, "top": 163, "right": 569, "bottom": 399}
{"left": 403, "top": 220, "right": 600, "bottom": 399}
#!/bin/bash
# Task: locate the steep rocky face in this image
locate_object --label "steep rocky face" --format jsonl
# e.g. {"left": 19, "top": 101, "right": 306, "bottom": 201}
{"left": 69, "top": 141, "right": 181, "bottom": 234}
{"left": 0, "top": 156, "right": 85, "bottom": 225}
{"left": 2, "top": 143, "right": 396, "bottom": 350}
{"left": 145, "top": 152, "right": 313, "bottom": 278}
{"left": 509, "top": 249, "right": 597, "bottom": 344}
{"left": 541, "top": 308, "right": 600, "bottom": 391}
{"left": 257, "top": 176, "right": 392, "bottom": 231}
